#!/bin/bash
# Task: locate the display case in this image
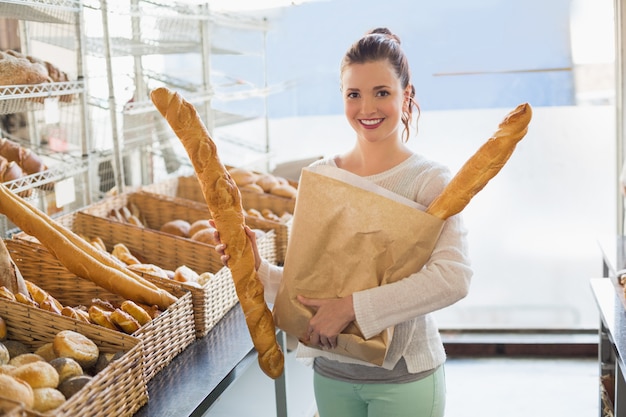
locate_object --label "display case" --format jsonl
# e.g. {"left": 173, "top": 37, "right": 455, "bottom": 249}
{"left": 0, "top": 0, "right": 97, "bottom": 236}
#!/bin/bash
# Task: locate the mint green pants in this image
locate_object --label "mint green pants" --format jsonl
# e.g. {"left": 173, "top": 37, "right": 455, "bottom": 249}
{"left": 313, "top": 366, "right": 446, "bottom": 417}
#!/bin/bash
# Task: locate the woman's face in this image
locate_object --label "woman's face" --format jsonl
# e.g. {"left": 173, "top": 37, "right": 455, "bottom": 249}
{"left": 341, "top": 60, "right": 408, "bottom": 145}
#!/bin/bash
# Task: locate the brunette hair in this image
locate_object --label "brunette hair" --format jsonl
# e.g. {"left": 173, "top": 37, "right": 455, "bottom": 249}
{"left": 341, "top": 28, "right": 420, "bottom": 142}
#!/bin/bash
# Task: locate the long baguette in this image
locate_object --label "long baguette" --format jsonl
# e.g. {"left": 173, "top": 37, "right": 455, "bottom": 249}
{"left": 150, "top": 87, "right": 284, "bottom": 379}
{"left": 0, "top": 184, "right": 176, "bottom": 309}
{"left": 426, "top": 103, "right": 532, "bottom": 219}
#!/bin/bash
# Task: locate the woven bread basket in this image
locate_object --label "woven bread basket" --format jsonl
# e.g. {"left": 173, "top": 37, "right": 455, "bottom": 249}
{"left": 53, "top": 210, "right": 240, "bottom": 338}
{"left": 142, "top": 178, "right": 293, "bottom": 264}
{"left": 4, "top": 237, "right": 195, "bottom": 383}
{"left": 0, "top": 296, "right": 147, "bottom": 417}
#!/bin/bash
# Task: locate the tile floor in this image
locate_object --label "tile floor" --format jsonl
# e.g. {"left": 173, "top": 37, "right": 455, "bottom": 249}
{"left": 205, "top": 354, "right": 599, "bottom": 416}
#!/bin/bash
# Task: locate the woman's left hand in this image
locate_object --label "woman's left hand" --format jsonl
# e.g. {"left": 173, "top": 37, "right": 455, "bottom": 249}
{"left": 298, "top": 294, "right": 355, "bottom": 350}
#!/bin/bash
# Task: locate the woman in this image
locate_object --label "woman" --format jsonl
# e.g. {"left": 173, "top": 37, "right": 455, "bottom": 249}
{"left": 217, "top": 27, "right": 472, "bottom": 417}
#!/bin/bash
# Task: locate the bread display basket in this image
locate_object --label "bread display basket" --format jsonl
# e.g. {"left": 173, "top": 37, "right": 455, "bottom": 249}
{"left": 143, "top": 176, "right": 293, "bottom": 264}
{"left": 4, "top": 237, "right": 195, "bottom": 383}
{"left": 0, "top": 296, "right": 147, "bottom": 417}
{"left": 54, "top": 208, "right": 242, "bottom": 338}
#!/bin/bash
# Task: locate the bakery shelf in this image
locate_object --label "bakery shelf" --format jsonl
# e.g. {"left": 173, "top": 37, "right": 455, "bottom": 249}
{"left": 0, "top": 0, "right": 80, "bottom": 24}
{"left": 0, "top": 81, "right": 83, "bottom": 114}
{"left": 3, "top": 156, "right": 87, "bottom": 192}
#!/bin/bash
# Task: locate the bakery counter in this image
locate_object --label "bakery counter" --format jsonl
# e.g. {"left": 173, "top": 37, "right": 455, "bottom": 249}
{"left": 591, "top": 278, "right": 626, "bottom": 417}
{"left": 133, "top": 304, "right": 288, "bottom": 417}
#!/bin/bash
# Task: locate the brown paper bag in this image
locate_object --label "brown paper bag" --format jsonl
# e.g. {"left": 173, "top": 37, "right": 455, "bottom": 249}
{"left": 272, "top": 165, "right": 444, "bottom": 365}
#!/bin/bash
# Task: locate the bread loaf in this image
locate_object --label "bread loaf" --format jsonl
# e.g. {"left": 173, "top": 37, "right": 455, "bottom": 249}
{"left": 426, "top": 103, "right": 532, "bottom": 219}
{"left": 0, "top": 184, "right": 177, "bottom": 309}
{"left": 150, "top": 87, "right": 284, "bottom": 379}
{"left": 0, "top": 51, "right": 50, "bottom": 85}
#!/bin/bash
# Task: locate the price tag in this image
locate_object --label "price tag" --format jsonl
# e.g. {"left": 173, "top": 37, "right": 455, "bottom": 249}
{"left": 44, "top": 98, "right": 60, "bottom": 124}
{"left": 54, "top": 177, "right": 76, "bottom": 208}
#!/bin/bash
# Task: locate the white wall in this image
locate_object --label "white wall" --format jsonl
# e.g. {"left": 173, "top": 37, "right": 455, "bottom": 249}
{"left": 215, "top": 103, "right": 616, "bottom": 329}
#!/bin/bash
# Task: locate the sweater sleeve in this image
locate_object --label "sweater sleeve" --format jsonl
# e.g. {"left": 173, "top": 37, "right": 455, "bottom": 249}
{"left": 257, "top": 258, "right": 284, "bottom": 305}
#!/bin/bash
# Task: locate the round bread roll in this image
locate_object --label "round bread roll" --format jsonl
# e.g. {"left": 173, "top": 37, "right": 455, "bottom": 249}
{"left": 35, "top": 343, "right": 57, "bottom": 362}
{"left": 189, "top": 219, "right": 212, "bottom": 237}
{"left": 0, "top": 364, "right": 16, "bottom": 374}
{"left": 2, "top": 160, "right": 24, "bottom": 182}
{"left": 53, "top": 330, "right": 99, "bottom": 369}
{"left": 160, "top": 219, "right": 191, "bottom": 237}
{"left": 228, "top": 167, "right": 258, "bottom": 186}
{"left": 241, "top": 183, "right": 264, "bottom": 193}
{"left": 0, "top": 374, "right": 34, "bottom": 409}
{"left": 11, "top": 361, "right": 59, "bottom": 389}
{"left": 32, "top": 387, "right": 65, "bottom": 412}
{"left": 190, "top": 227, "right": 218, "bottom": 245}
{"left": 58, "top": 375, "right": 91, "bottom": 400}
{"left": 246, "top": 208, "right": 263, "bottom": 218}
{"left": 270, "top": 184, "right": 297, "bottom": 198}
{"left": 49, "top": 357, "right": 83, "bottom": 384}
{"left": 255, "top": 173, "right": 280, "bottom": 192}
{"left": 9, "top": 353, "right": 44, "bottom": 367}
{"left": 3, "top": 340, "right": 29, "bottom": 359}
{"left": 93, "top": 351, "right": 124, "bottom": 375}
{"left": 173, "top": 265, "right": 199, "bottom": 283}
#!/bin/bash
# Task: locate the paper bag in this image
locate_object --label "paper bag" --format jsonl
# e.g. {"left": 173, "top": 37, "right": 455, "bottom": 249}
{"left": 273, "top": 165, "right": 444, "bottom": 365}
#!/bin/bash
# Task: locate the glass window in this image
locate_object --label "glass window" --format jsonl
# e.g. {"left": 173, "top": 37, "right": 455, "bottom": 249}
{"left": 252, "top": 0, "right": 616, "bottom": 330}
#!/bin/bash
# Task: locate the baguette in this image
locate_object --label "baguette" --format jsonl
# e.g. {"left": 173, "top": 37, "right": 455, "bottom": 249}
{"left": 426, "top": 103, "right": 532, "bottom": 219}
{"left": 0, "top": 239, "right": 28, "bottom": 297}
{"left": 0, "top": 184, "right": 176, "bottom": 309}
{"left": 150, "top": 87, "right": 284, "bottom": 379}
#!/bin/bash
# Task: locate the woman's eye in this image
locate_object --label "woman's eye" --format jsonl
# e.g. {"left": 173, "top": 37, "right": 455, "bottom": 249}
{"left": 347, "top": 92, "right": 359, "bottom": 99}
{"left": 377, "top": 90, "right": 390, "bottom": 97}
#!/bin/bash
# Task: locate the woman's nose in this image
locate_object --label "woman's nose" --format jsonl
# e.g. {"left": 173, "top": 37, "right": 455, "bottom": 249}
{"left": 360, "top": 97, "right": 376, "bottom": 114}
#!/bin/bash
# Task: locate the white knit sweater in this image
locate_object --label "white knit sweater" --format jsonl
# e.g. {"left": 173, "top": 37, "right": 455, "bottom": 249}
{"left": 258, "top": 153, "right": 472, "bottom": 374}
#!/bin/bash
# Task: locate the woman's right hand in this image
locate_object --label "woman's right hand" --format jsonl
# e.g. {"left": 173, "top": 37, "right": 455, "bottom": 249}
{"left": 210, "top": 219, "right": 262, "bottom": 271}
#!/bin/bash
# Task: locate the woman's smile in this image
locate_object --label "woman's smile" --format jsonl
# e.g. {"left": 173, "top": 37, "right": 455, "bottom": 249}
{"left": 360, "top": 118, "right": 384, "bottom": 128}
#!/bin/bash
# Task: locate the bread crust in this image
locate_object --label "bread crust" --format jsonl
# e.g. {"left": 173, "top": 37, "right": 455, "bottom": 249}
{"left": 426, "top": 103, "right": 532, "bottom": 219}
{"left": 150, "top": 87, "right": 284, "bottom": 379}
{"left": 0, "top": 184, "right": 176, "bottom": 309}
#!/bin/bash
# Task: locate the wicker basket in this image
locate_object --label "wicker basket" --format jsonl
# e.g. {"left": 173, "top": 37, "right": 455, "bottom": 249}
{"left": 4, "top": 238, "right": 195, "bottom": 383}
{"left": 52, "top": 210, "right": 239, "bottom": 338}
{"left": 0, "top": 297, "right": 147, "bottom": 417}
{"left": 142, "top": 178, "right": 293, "bottom": 264}
{"left": 80, "top": 190, "right": 279, "bottom": 265}
{"left": 144, "top": 173, "right": 296, "bottom": 212}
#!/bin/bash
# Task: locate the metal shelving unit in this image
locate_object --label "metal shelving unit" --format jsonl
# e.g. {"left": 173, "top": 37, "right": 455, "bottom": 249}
{"left": 81, "top": 0, "right": 281, "bottom": 192}
{"left": 0, "top": 0, "right": 96, "bottom": 236}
